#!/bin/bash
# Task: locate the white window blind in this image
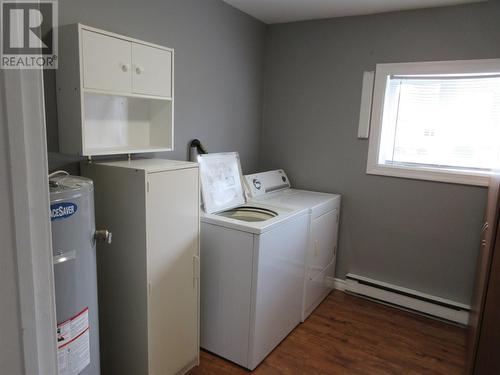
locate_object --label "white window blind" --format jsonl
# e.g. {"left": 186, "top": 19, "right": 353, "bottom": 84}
{"left": 379, "top": 74, "right": 500, "bottom": 172}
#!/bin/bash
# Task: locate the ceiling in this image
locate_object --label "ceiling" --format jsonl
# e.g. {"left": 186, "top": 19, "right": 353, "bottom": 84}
{"left": 222, "top": 0, "right": 486, "bottom": 24}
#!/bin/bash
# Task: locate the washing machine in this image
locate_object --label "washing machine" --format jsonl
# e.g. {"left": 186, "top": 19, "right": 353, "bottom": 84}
{"left": 244, "top": 169, "right": 341, "bottom": 321}
{"left": 198, "top": 153, "right": 309, "bottom": 370}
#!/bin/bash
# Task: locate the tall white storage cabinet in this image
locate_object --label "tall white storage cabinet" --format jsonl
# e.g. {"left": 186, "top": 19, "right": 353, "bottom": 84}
{"left": 82, "top": 159, "right": 200, "bottom": 375}
{"left": 57, "top": 24, "right": 174, "bottom": 156}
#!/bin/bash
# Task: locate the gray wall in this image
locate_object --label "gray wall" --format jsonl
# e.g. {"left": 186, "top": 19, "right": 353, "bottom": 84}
{"left": 44, "top": 0, "right": 499, "bottom": 305}
{"left": 45, "top": 0, "right": 266, "bottom": 173}
{"left": 0, "top": 72, "right": 24, "bottom": 375}
{"left": 261, "top": 1, "right": 500, "bottom": 304}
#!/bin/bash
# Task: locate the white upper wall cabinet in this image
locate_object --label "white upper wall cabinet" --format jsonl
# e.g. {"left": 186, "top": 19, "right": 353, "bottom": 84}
{"left": 56, "top": 24, "right": 174, "bottom": 157}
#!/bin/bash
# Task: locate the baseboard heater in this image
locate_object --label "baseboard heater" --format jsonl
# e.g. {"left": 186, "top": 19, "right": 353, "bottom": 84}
{"left": 344, "top": 273, "right": 470, "bottom": 325}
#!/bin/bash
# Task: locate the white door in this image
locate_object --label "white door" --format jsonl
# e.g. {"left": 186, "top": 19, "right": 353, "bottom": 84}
{"left": 132, "top": 43, "right": 172, "bottom": 97}
{"left": 146, "top": 168, "right": 199, "bottom": 374}
{"left": 81, "top": 30, "right": 132, "bottom": 93}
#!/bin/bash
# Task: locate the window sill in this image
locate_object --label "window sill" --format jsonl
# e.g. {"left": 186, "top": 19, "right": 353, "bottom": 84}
{"left": 366, "top": 164, "right": 490, "bottom": 187}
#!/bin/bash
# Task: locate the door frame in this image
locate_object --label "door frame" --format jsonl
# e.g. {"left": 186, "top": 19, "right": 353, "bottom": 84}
{"left": 3, "top": 68, "right": 58, "bottom": 374}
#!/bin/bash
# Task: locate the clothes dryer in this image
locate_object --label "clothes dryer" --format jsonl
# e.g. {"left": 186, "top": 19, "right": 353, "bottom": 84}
{"left": 245, "top": 169, "right": 341, "bottom": 321}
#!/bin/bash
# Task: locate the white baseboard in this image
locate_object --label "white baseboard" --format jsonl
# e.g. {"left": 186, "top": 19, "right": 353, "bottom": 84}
{"left": 325, "top": 277, "right": 346, "bottom": 291}
{"left": 344, "top": 273, "right": 470, "bottom": 325}
{"left": 334, "top": 278, "right": 346, "bottom": 291}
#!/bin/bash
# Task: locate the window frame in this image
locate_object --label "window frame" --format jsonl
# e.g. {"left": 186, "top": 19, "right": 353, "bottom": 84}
{"left": 366, "top": 59, "right": 500, "bottom": 187}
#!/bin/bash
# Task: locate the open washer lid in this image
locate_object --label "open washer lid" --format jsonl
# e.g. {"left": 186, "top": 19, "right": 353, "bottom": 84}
{"left": 198, "top": 152, "right": 247, "bottom": 214}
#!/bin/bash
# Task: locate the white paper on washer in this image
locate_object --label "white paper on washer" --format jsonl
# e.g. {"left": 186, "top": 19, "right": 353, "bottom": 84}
{"left": 198, "top": 152, "right": 246, "bottom": 214}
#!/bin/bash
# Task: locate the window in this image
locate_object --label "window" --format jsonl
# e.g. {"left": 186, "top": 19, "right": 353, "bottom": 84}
{"left": 367, "top": 59, "right": 500, "bottom": 186}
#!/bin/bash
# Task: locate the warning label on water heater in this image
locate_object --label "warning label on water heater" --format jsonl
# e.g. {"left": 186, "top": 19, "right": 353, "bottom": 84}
{"left": 57, "top": 307, "right": 90, "bottom": 375}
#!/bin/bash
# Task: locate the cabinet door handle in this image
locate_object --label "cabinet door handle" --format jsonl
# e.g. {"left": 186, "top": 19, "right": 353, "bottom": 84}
{"left": 135, "top": 65, "right": 144, "bottom": 75}
{"left": 120, "top": 63, "right": 130, "bottom": 72}
{"left": 193, "top": 255, "right": 200, "bottom": 287}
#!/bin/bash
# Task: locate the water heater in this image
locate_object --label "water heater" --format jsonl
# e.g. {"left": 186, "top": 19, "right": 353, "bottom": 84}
{"left": 49, "top": 174, "right": 110, "bottom": 375}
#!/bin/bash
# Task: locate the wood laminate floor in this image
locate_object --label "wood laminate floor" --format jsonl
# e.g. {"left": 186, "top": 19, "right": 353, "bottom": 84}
{"left": 188, "top": 291, "right": 467, "bottom": 375}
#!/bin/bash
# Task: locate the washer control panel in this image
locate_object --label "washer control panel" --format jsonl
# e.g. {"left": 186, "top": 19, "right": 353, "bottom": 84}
{"left": 244, "top": 169, "right": 291, "bottom": 198}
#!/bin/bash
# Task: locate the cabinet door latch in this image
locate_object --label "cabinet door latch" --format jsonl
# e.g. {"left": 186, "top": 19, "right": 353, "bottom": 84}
{"left": 193, "top": 255, "right": 200, "bottom": 286}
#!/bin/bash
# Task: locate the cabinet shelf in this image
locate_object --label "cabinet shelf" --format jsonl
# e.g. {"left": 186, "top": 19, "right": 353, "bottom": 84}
{"left": 82, "top": 87, "right": 173, "bottom": 102}
{"left": 83, "top": 146, "right": 173, "bottom": 157}
{"left": 82, "top": 92, "right": 173, "bottom": 156}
